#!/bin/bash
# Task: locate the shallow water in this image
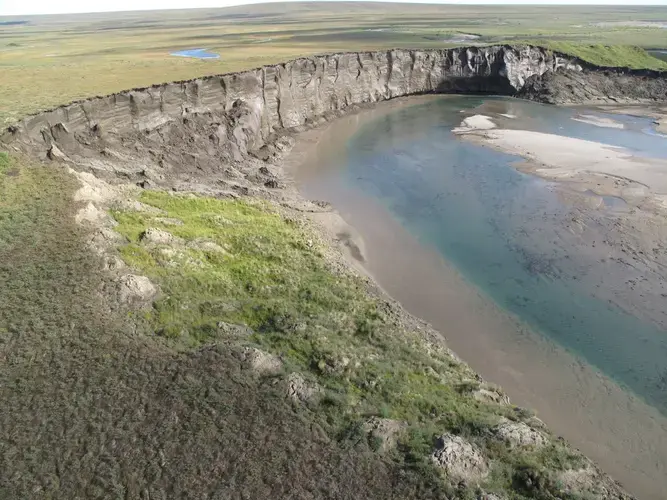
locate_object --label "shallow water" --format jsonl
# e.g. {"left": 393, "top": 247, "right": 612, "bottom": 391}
{"left": 170, "top": 48, "right": 220, "bottom": 59}
{"left": 333, "top": 97, "right": 667, "bottom": 414}
{"left": 583, "top": 189, "right": 628, "bottom": 210}
{"left": 474, "top": 97, "right": 667, "bottom": 158}
{"left": 294, "top": 95, "right": 667, "bottom": 498}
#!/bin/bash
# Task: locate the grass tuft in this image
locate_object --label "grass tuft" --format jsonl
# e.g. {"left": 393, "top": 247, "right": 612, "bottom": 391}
{"left": 0, "top": 152, "right": 11, "bottom": 173}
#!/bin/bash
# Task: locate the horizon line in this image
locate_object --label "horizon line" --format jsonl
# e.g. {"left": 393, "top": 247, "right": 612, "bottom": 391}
{"left": 2, "top": 0, "right": 666, "bottom": 19}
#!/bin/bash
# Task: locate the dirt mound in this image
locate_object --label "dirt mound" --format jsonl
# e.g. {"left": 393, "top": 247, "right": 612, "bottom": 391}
{"left": 362, "top": 417, "right": 407, "bottom": 452}
{"left": 431, "top": 433, "right": 489, "bottom": 482}
{"left": 493, "top": 419, "right": 547, "bottom": 449}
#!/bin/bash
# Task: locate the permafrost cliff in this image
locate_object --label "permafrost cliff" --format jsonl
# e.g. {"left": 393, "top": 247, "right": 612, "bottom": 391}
{"left": 1, "top": 45, "right": 664, "bottom": 183}
{"left": 1, "top": 46, "right": 580, "bottom": 161}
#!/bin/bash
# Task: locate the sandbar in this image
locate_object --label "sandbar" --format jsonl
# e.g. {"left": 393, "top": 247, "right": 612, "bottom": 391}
{"left": 572, "top": 113, "right": 625, "bottom": 129}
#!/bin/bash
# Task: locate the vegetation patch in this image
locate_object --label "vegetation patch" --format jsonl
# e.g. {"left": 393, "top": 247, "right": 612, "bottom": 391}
{"left": 111, "top": 189, "right": 590, "bottom": 498}
{"left": 0, "top": 157, "right": 464, "bottom": 499}
{"left": 542, "top": 43, "right": 667, "bottom": 70}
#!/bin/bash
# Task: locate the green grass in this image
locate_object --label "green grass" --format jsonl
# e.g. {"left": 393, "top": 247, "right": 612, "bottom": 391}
{"left": 542, "top": 42, "right": 667, "bottom": 70}
{"left": 111, "top": 189, "right": 590, "bottom": 498}
{"left": 0, "top": 152, "right": 10, "bottom": 173}
{"left": 1, "top": 154, "right": 457, "bottom": 499}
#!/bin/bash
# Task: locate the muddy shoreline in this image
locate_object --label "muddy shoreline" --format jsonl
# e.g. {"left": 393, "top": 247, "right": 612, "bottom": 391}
{"left": 284, "top": 95, "right": 667, "bottom": 500}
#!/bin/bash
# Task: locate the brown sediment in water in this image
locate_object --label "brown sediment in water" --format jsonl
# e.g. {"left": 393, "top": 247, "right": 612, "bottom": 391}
{"left": 286, "top": 96, "right": 667, "bottom": 500}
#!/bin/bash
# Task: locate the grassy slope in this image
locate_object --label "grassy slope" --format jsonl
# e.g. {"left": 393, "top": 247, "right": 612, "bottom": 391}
{"left": 109, "top": 189, "right": 588, "bottom": 499}
{"left": 0, "top": 155, "right": 590, "bottom": 498}
{"left": 1, "top": 3, "right": 666, "bottom": 124}
{"left": 0, "top": 156, "right": 450, "bottom": 499}
{"left": 542, "top": 42, "right": 667, "bottom": 70}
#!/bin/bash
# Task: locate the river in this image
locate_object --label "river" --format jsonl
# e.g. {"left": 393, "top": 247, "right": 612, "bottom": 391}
{"left": 292, "top": 95, "right": 667, "bottom": 499}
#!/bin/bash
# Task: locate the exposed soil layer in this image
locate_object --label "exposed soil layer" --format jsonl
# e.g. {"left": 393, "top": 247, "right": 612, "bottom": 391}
{"left": 1, "top": 46, "right": 664, "bottom": 190}
{"left": 518, "top": 67, "right": 667, "bottom": 104}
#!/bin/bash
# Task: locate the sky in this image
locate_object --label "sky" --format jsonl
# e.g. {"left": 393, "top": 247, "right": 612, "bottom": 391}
{"left": 0, "top": 0, "right": 665, "bottom": 16}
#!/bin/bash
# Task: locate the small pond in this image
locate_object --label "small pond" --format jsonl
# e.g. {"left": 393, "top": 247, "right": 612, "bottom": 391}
{"left": 171, "top": 48, "right": 220, "bottom": 60}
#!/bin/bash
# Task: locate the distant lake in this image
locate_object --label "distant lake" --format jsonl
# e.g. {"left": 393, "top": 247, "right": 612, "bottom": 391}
{"left": 171, "top": 48, "right": 220, "bottom": 60}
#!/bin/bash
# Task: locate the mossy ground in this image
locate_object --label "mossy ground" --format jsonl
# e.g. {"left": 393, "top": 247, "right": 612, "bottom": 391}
{"left": 0, "top": 156, "right": 456, "bottom": 499}
{"left": 0, "top": 155, "right": 102, "bottom": 338}
{"left": 111, "top": 189, "right": 589, "bottom": 498}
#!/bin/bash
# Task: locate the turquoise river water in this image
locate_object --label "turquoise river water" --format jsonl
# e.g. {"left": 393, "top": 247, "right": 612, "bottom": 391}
{"left": 294, "top": 95, "right": 667, "bottom": 498}
{"left": 345, "top": 97, "right": 667, "bottom": 413}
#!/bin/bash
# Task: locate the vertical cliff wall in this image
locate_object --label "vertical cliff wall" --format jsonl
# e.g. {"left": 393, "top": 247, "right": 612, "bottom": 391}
{"left": 1, "top": 46, "right": 581, "bottom": 172}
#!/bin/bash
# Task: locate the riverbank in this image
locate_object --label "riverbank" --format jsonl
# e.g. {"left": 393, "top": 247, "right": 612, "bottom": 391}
{"left": 0, "top": 101, "right": 639, "bottom": 500}
{"left": 2, "top": 44, "right": 665, "bottom": 499}
{"left": 285, "top": 95, "right": 667, "bottom": 499}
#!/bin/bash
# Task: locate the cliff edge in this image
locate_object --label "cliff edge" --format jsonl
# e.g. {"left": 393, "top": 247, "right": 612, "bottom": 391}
{"left": 1, "top": 46, "right": 577, "bottom": 165}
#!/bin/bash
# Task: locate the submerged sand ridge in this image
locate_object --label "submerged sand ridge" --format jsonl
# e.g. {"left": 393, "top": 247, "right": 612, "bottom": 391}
{"left": 658, "top": 118, "right": 667, "bottom": 134}
{"left": 454, "top": 111, "right": 667, "bottom": 198}
{"left": 454, "top": 111, "right": 667, "bottom": 330}
{"left": 572, "top": 114, "right": 625, "bottom": 129}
